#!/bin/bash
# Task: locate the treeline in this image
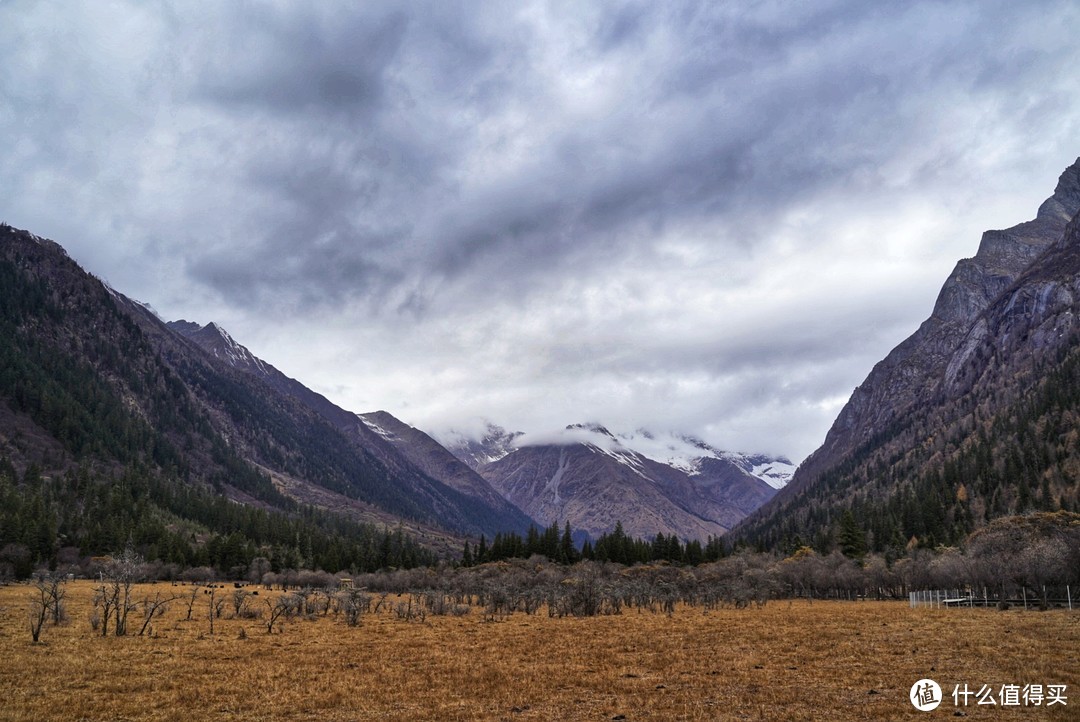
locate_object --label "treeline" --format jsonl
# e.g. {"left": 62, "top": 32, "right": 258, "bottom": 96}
{"left": 361, "top": 511, "right": 1080, "bottom": 615}
{"left": 0, "top": 460, "right": 436, "bottom": 580}
{"left": 462, "top": 520, "right": 730, "bottom": 568}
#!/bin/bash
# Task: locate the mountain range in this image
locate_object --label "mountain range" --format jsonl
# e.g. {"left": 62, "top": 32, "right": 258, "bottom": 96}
{"left": 450, "top": 423, "right": 785, "bottom": 541}
{"left": 6, "top": 155, "right": 1077, "bottom": 568}
{"left": 0, "top": 223, "right": 788, "bottom": 571}
{"left": 0, "top": 225, "right": 537, "bottom": 567}
{"left": 735, "top": 157, "right": 1080, "bottom": 551}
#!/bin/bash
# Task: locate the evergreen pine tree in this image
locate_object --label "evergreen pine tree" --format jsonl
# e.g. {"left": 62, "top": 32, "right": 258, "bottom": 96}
{"left": 838, "top": 510, "right": 867, "bottom": 559}
{"left": 461, "top": 541, "right": 473, "bottom": 568}
{"left": 559, "top": 521, "right": 576, "bottom": 564}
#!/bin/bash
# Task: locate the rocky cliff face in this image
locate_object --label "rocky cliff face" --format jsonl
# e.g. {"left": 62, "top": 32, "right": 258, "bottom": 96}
{"left": 792, "top": 159, "right": 1080, "bottom": 493}
{"left": 736, "top": 158, "right": 1080, "bottom": 551}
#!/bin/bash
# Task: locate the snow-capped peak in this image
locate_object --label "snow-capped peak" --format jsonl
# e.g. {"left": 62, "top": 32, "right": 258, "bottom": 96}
{"left": 610, "top": 429, "right": 795, "bottom": 489}
{"left": 612, "top": 429, "right": 718, "bottom": 474}
{"left": 435, "top": 419, "right": 795, "bottom": 488}
{"left": 433, "top": 420, "right": 524, "bottom": 469}
{"left": 747, "top": 459, "right": 798, "bottom": 489}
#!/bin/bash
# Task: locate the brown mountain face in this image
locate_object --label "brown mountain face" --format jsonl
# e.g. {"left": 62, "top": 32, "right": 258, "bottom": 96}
{"left": 736, "top": 157, "right": 1080, "bottom": 552}
{"left": 0, "top": 223, "right": 530, "bottom": 545}
{"left": 357, "top": 411, "right": 535, "bottom": 534}
{"left": 475, "top": 427, "right": 775, "bottom": 541}
{"left": 161, "top": 318, "right": 534, "bottom": 538}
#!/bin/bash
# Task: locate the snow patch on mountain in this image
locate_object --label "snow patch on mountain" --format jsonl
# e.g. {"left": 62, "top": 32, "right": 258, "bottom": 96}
{"left": 589, "top": 441, "right": 651, "bottom": 480}
{"left": 104, "top": 285, "right": 162, "bottom": 320}
{"left": 434, "top": 420, "right": 523, "bottom": 468}
{"left": 358, "top": 415, "right": 397, "bottom": 442}
{"left": 168, "top": 319, "right": 273, "bottom": 377}
{"left": 749, "top": 459, "right": 798, "bottom": 489}
{"left": 612, "top": 429, "right": 716, "bottom": 474}
{"left": 202, "top": 322, "right": 270, "bottom": 374}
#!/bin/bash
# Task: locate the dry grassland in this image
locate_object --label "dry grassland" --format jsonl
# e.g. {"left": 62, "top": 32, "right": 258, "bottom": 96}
{"left": 0, "top": 581, "right": 1077, "bottom": 721}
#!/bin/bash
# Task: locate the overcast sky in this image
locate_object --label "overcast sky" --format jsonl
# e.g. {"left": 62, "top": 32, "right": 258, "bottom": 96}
{"left": 3, "top": 1, "right": 1079, "bottom": 462}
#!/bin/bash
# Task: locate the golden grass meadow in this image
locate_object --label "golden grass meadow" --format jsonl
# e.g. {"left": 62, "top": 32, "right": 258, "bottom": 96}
{"left": 0, "top": 581, "right": 1077, "bottom": 721}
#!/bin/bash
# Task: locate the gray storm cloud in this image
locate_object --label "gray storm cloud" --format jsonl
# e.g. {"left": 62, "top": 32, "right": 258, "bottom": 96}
{"left": 2, "top": 0, "right": 1079, "bottom": 460}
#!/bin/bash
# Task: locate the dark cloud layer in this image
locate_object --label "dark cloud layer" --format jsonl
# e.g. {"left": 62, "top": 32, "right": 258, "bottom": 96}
{"left": 2, "top": 1, "right": 1078, "bottom": 459}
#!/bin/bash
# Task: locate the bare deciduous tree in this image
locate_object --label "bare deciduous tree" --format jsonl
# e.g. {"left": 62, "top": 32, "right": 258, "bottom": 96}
{"left": 29, "top": 570, "right": 68, "bottom": 632}
{"left": 92, "top": 547, "right": 144, "bottom": 637}
{"left": 27, "top": 575, "right": 55, "bottom": 643}
{"left": 264, "top": 593, "right": 299, "bottom": 634}
{"left": 138, "top": 592, "right": 179, "bottom": 636}
{"left": 183, "top": 585, "right": 200, "bottom": 621}
{"left": 206, "top": 586, "right": 227, "bottom": 635}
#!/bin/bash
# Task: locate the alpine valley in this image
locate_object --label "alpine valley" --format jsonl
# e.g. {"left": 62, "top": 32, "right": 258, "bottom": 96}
{"left": 4, "top": 157, "right": 1080, "bottom": 573}
{"left": 0, "top": 223, "right": 791, "bottom": 575}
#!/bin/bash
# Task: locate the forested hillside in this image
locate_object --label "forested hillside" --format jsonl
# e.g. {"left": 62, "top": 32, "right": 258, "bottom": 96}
{"left": 0, "top": 223, "right": 485, "bottom": 576}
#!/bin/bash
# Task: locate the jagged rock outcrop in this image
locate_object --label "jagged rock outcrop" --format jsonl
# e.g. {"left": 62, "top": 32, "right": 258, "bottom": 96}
{"left": 791, "top": 158, "right": 1080, "bottom": 493}
{"left": 736, "top": 157, "right": 1080, "bottom": 551}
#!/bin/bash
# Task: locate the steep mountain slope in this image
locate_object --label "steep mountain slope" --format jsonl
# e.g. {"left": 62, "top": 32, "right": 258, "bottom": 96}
{"left": 0, "top": 226, "right": 275, "bottom": 502}
{"left": 165, "top": 319, "right": 364, "bottom": 429}
{"left": 154, "top": 316, "right": 531, "bottom": 539}
{"left": 0, "top": 223, "right": 529, "bottom": 549}
{"left": 0, "top": 225, "right": 443, "bottom": 572}
{"left": 475, "top": 424, "right": 776, "bottom": 541}
{"left": 356, "top": 411, "right": 534, "bottom": 534}
{"left": 165, "top": 317, "right": 527, "bottom": 526}
{"left": 736, "top": 158, "right": 1080, "bottom": 552}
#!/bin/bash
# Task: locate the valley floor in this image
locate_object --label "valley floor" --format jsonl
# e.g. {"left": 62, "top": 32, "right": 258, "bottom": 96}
{"left": 0, "top": 581, "right": 1076, "bottom": 721}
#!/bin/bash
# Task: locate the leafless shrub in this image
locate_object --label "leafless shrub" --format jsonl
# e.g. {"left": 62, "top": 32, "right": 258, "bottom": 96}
{"left": 231, "top": 589, "right": 252, "bottom": 618}
{"left": 338, "top": 588, "right": 371, "bottom": 627}
{"left": 183, "top": 586, "right": 199, "bottom": 621}
{"left": 264, "top": 593, "right": 302, "bottom": 634}
{"left": 394, "top": 594, "right": 426, "bottom": 622}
